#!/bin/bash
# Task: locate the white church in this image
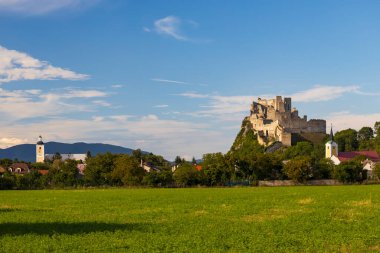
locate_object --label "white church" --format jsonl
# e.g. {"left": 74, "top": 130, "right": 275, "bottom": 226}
{"left": 325, "top": 127, "right": 379, "bottom": 178}
{"left": 36, "top": 136, "right": 87, "bottom": 163}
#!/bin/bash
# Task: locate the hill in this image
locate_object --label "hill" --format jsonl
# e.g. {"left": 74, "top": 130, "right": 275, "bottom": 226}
{"left": 0, "top": 142, "right": 138, "bottom": 162}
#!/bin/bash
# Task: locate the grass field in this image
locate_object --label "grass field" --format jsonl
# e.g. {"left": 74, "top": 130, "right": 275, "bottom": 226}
{"left": 1, "top": 186, "right": 380, "bottom": 252}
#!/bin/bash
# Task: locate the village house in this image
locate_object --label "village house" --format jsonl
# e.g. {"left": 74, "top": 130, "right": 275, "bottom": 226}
{"left": 140, "top": 160, "right": 160, "bottom": 172}
{"left": 326, "top": 127, "right": 379, "bottom": 179}
{"left": 8, "top": 163, "right": 30, "bottom": 174}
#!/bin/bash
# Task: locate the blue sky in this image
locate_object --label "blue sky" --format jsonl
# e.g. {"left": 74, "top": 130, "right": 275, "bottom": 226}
{"left": 1, "top": 0, "right": 380, "bottom": 160}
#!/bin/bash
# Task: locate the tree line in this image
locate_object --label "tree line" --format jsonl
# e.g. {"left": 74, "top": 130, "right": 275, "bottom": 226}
{"left": 1, "top": 122, "right": 380, "bottom": 189}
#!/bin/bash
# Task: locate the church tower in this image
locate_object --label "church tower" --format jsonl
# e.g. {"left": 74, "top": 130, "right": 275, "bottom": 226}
{"left": 325, "top": 126, "right": 338, "bottom": 159}
{"left": 36, "top": 135, "right": 45, "bottom": 163}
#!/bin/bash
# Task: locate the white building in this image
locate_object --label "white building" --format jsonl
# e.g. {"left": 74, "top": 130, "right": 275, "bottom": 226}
{"left": 35, "top": 136, "right": 87, "bottom": 163}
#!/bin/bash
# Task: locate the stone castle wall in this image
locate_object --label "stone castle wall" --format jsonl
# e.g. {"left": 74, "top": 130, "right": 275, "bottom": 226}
{"left": 249, "top": 96, "right": 326, "bottom": 146}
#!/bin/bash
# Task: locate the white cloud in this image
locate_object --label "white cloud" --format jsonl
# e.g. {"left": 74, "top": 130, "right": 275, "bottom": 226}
{"left": 326, "top": 112, "right": 380, "bottom": 132}
{"left": 153, "top": 16, "right": 187, "bottom": 41}
{"left": 92, "top": 100, "right": 111, "bottom": 107}
{"left": 143, "top": 27, "right": 151, "bottom": 32}
{"left": 111, "top": 84, "right": 124, "bottom": 88}
{"left": 0, "top": 0, "right": 99, "bottom": 14}
{"left": 291, "top": 85, "right": 360, "bottom": 102}
{"left": 177, "top": 92, "right": 209, "bottom": 98}
{"left": 0, "top": 87, "right": 108, "bottom": 120}
{"left": 177, "top": 92, "right": 253, "bottom": 121}
{"left": 0, "top": 115, "right": 229, "bottom": 160}
{"left": 0, "top": 137, "right": 28, "bottom": 148}
{"left": 63, "top": 89, "right": 107, "bottom": 98}
{"left": 92, "top": 116, "right": 104, "bottom": 122}
{"left": 0, "top": 45, "right": 88, "bottom": 83}
{"left": 151, "top": 78, "right": 187, "bottom": 85}
{"left": 154, "top": 104, "right": 169, "bottom": 108}
{"left": 109, "top": 115, "right": 132, "bottom": 122}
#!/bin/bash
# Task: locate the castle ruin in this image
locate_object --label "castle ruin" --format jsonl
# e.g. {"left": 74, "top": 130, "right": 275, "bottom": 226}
{"left": 248, "top": 96, "right": 326, "bottom": 146}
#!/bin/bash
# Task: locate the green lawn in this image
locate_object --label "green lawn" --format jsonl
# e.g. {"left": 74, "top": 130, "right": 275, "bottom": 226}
{"left": 1, "top": 186, "right": 380, "bottom": 252}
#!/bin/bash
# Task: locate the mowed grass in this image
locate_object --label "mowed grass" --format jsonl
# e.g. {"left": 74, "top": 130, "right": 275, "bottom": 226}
{"left": 1, "top": 186, "right": 380, "bottom": 252}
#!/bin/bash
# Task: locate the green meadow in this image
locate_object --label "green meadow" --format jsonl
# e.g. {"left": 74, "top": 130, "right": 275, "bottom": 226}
{"left": 1, "top": 186, "right": 380, "bottom": 252}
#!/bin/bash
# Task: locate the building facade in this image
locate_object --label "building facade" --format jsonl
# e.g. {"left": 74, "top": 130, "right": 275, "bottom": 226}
{"left": 249, "top": 96, "right": 326, "bottom": 146}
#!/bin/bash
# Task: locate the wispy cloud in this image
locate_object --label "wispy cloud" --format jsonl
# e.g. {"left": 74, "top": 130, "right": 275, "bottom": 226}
{"left": 326, "top": 111, "right": 380, "bottom": 131}
{"left": 146, "top": 16, "right": 209, "bottom": 43}
{"left": 0, "top": 45, "right": 88, "bottom": 83}
{"left": 291, "top": 85, "right": 360, "bottom": 102}
{"left": 111, "top": 84, "right": 124, "bottom": 88}
{"left": 153, "top": 16, "right": 187, "bottom": 41}
{"left": 154, "top": 104, "right": 169, "bottom": 108}
{"left": 62, "top": 89, "right": 107, "bottom": 98}
{"left": 92, "top": 100, "right": 111, "bottom": 107}
{"left": 177, "top": 92, "right": 209, "bottom": 98}
{"left": 151, "top": 78, "right": 188, "bottom": 85}
{"left": 0, "top": 0, "right": 99, "bottom": 15}
{"left": 177, "top": 92, "right": 252, "bottom": 121}
{"left": 0, "top": 137, "right": 28, "bottom": 148}
{"left": 0, "top": 87, "right": 108, "bottom": 120}
{"left": 177, "top": 85, "right": 373, "bottom": 121}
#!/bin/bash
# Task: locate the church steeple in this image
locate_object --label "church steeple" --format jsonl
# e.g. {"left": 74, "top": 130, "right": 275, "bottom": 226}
{"left": 36, "top": 135, "right": 45, "bottom": 163}
{"left": 329, "top": 124, "right": 334, "bottom": 142}
{"left": 326, "top": 125, "right": 338, "bottom": 159}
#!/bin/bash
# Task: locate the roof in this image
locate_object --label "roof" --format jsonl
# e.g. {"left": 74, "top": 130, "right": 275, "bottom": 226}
{"left": 10, "top": 163, "right": 29, "bottom": 170}
{"left": 37, "top": 135, "right": 44, "bottom": 145}
{"left": 38, "top": 170, "right": 49, "bottom": 175}
{"left": 338, "top": 151, "right": 380, "bottom": 162}
{"left": 0, "top": 166, "right": 6, "bottom": 173}
{"left": 45, "top": 154, "right": 86, "bottom": 161}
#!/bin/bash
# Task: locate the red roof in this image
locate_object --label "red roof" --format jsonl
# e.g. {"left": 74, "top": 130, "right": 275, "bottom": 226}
{"left": 194, "top": 165, "right": 202, "bottom": 171}
{"left": 338, "top": 151, "right": 380, "bottom": 162}
{"left": 38, "top": 170, "right": 49, "bottom": 175}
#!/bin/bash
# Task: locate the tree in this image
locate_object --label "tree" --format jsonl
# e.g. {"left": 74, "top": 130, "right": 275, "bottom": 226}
{"left": 334, "top": 129, "right": 359, "bottom": 152}
{"left": 202, "top": 153, "right": 232, "bottom": 186}
{"left": 375, "top": 122, "right": 380, "bottom": 136}
{"left": 53, "top": 152, "right": 62, "bottom": 161}
{"left": 284, "top": 141, "right": 314, "bottom": 159}
{"left": 283, "top": 156, "right": 312, "bottom": 183}
{"left": 84, "top": 153, "right": 117, "bottom": 186}
{"left": 111, "top": 155, "right": 145, "bottom": 186}
{"left": 254, "top": 153, "right": 284, "bottom": 180}
{"left": 30, "top": 162, "right": 51, "bottom": 171}
{"left": 333, "top": 156, "right": 364, "bottom": 183}
{"left": 142, "top": 170, "right": 174, "bottom": 187}
{"left": 173, "top": 163, "right": 200, "bottom": 187}
{"left": 358, "top": 127, "right": 374, "bottom": 141}
{"left": 373, "top": 163, "right": 380, "bottom": 180}
{"left": 132, "top": 149, "right": 142, "bottom": 160}
{"left": 313, "top": 158, "right": 334, "bottom": 179}
{"left": 174, "top": 156, "right": 183, "bottom": 166}
{"left": 0, "top": 171, "right": 15, "bottom": 190}
{"left": 0, "top": 158, "right": 13, "bottom": 168}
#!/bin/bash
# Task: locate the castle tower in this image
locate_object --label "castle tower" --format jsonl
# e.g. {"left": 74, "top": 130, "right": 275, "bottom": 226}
{"left": 284, "top": 97, "right": 292, "bottom": 112}
{"left": 36, "top": 135, "right": 45, "bottom": 163}
{"left": 325, "top": 126, "right": 338, "bottom": 159}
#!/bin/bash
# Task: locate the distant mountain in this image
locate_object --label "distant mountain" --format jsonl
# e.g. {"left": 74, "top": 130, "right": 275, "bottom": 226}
{"left": 0, "top": 142, "right": 139, "bottom": 162}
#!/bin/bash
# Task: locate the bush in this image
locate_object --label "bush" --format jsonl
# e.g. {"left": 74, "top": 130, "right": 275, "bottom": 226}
{"left": 283, "top": 156, "right": 312, "bottom": 183}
